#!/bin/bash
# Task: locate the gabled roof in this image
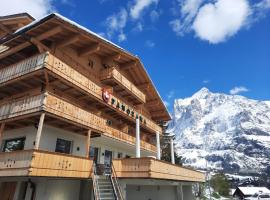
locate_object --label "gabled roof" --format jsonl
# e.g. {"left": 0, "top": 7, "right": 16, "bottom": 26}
{"left": 235, "top": 187, "right": 270, "bottom": 196}
{"left": 0, "top": 13, "right": 171, "bottom": 122}
{"left": 0, "top": 13, "right": 34, "bottom": 38}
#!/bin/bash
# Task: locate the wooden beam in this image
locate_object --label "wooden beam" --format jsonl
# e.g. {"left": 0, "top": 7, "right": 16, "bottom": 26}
{"left": 34, "top": 113, "right": 45, "bottom": 150}
{"left": 55, "top": 35, "right": 79, "bottom": 48}
{"left": 78, "top": 43, "right": 100, "bottom": 57}
{"left": 121, "top": 61, "right": 138, "bottom": 69}
{"left": 145, "top": 99, "right": 160, "bottom": 107}
{"left": 106, "top": 53, "right": 122, "bottom": 61}
{"left": 0, "top": 26, "right": 62, "bottom": 60}
{"left": 0, "top": 23, "right": 12, "bottom": 34}
{"left": 137, "top": 82, "right": 151, "bottom": 90}
{"left": 86, "top": 130, "right": 91, "bottom": 158}
{"left": 0, "top": 123, "right": 5, "bottom": 149}
{"left": 30, "top": 38, "right": 51, "bottom": 53}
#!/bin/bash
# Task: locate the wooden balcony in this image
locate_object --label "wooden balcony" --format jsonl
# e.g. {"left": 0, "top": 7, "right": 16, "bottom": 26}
{"left": 113, "top": 158, "right": 205, "bottom": 183}
{"left": 100, "top": 67, "right": 146, "bottom": 104}
{"left": 0, "top": 52, "right": 162, "bottom": 134}
{"left": 0, "top": 93, "right": 156, "bottom": 153}
{"left": 0, "top": 150, "right": 92, "bottom": 178}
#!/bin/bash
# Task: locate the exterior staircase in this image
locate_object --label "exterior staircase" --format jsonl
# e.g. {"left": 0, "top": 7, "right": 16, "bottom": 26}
{"left": 96, "top": 175, "right": 115, "bottom": 200}
{"left": 92, "top": 163, "right": 124, "bottom": 200}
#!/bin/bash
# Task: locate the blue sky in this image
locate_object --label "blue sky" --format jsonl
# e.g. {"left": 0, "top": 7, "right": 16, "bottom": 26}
{"left": 2, "top": 0, "right": 270, "bottom": 110}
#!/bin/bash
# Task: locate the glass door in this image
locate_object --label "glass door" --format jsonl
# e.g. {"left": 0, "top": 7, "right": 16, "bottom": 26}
{"left": 104, "top": 150, "right": 113, "bottom": 174}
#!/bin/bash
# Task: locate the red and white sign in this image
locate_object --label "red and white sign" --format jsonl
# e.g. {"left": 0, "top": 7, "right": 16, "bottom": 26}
{"left": 102, "top": 89, "right": 111, "bottom": 103}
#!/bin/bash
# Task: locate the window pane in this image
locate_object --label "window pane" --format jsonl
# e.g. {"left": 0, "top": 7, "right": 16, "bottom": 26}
{"left": 3, "top": 137, "right": 25, "bottom": 152}
{"left": 55, "top": 138, "right": 72, "bottom": 154}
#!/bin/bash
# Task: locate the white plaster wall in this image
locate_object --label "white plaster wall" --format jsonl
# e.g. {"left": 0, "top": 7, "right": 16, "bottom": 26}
{"left": 39, "top": 125, "right": 86, "bottom": 157}
{"left": 1, "top": 126, "right": 36, "bottom": 150}
{"left": 35, "top": 179, "right": 80, "bottom": 200}
{"left": 182, "top": 185, "right": 194, "bottom": 200}
{"left": 91, "top": 136, "right": 154, "bottom": 164}
{"left": 126, "top": 185, "right": 177, "bottom": 200}
{"left": 1, "top": 125, "right": 87, "bottom": 157}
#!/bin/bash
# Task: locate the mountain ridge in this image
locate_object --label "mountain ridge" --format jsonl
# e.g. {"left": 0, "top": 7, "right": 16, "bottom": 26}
{"left": 167, "top": 88, "right": 270, "bottom": 175}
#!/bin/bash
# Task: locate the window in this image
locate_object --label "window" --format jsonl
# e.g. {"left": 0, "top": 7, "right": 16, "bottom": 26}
{"left": 2, "top": 137, "right": 25, "bottom": 152}
{"left": 89, "top": 147, "right": 99, "bottom": 162}
{"left": 55, "top": 138, "right": 72, "bottom": 154}
{"left": 117, "top": 152, "right": 123, "bottom": 158}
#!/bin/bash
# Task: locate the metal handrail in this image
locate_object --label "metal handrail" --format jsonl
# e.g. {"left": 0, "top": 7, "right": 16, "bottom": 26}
{"left": 111, "top": 163, "right": 124, "bottom": 200}
{"left": 92, "top": 163, "right": 100, "bottom": 200}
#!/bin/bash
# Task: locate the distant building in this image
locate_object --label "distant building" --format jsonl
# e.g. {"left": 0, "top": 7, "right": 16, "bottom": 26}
{"left": 233, "top": 186, "right": 270, "bottom": 199}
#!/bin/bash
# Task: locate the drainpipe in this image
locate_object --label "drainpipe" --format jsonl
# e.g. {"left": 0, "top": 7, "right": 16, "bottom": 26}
{"left": 136, "top": 118, "right": 140, "bottom": 158}
{"left": 156, "top": 131, "right": 161, "bottom": 160}
{"left": 170, "top": 137, "right": 175, "bottom": 164}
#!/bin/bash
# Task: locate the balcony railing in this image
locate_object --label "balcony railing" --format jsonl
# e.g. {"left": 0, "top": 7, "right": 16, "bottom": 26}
{"left": 0, "top": 150, "right": 92, "bottom": 178}
{"left": 113, "top": 157, "right": 205, "bottom": 182}
{"left": 0, "top": 52, "right": 161, "bottom": 134}
{"left": 100, "top": 67, "right": 146, "bottom": 103}
{"left": 0, "top": 93, "right": 156, "bottom": 153}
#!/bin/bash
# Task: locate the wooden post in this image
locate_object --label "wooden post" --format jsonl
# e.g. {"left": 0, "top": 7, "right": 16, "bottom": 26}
{"left": 86, "top": 130, "right": 91, "bottom": 158}
{"left": 34, "top": 113, "right": 45, "bottom": 149}
{"left": 0, "top": 123, "right": 5, "bottom": 149}
{"left": 156, "top": 131, "right": 161, "bottom": 160}
{"left": 136, "top": 118, "right": 141, "bottom": 158}
{"left": 170, "top": 137, "right": 175, "bottom": 164}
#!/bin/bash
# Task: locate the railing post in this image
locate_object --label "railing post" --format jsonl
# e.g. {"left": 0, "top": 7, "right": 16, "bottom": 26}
{"left": 156, "top": 131, "right": 161, "bottom": 160}
{"left": 170, "top": 137, "right": 175, "bottom": 164}
{"left": 86, "top": 130, "right": 91, "bottom": 158}
{"left": 34, "top": 113, "right": 45, "bottom": 149}
{"left": 0, "top": 123, "right": 5, "bottom": 149}
{"left": 136, "top": 118, "right": 141, "bottom": 158}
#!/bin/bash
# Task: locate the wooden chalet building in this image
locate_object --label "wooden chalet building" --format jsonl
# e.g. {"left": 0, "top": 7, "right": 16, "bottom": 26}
{"left": 0, "top": 13, "right": 205, "bottom": 200}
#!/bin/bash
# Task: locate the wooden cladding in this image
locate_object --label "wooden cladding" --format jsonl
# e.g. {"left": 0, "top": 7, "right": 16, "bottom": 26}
{"left": 113, "top": 158, "right": 205, "bottom": 183}
{"left": 0, "top": 93, "right": 156, "bottom": 152}
{"left": 45, "top": 94, "right": 156, "bottom": 152}
{"left": 100, "top": 67, "right": 146, "bottom": 103}
{"left": 0, "top": 53, "right": 47, "bottom": 84}
{"left": 0, "top": 94, "right": 44, "bottom": 121}
{"left": 0, "top": 150, "right": 92, "bottom": 178}
{"left": 0, "top": 52, "right": 162, "bottom": 134}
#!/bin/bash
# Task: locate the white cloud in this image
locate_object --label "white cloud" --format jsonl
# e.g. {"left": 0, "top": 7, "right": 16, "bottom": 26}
{"left": 203, "top": 79, "right": 210, "bottom": 84}
{"left": 150, "top": 10, "right": 160, "bottom": 22}
{"left": 130, "top": 0, "right": 158, "bottom": 19}
{"left": 169, "top": 0, "right": 270, "bottom": 43}
{"left": 105, "top": 8, "right": 128, "bottom": 41}
{"left": 193, "top": 0, "right": 250, "bottom": 43}
{"left": 118, "top": 32, "right": 127, "bottom": 42}
{"left": 167, "top": 90, "right": 175, "bottom": 100}
{"left": 133, "top": 22, "right": 143, "bottom": 32}
{"left": 230, "top": 86, "right": 249, "bottom": 95}
{"left": 169, "top": 19, "right": 182, "bottom": 36}
{"left": 0, "top": 0, "right": 54, "bottom": 19}
{"left": 145, "top": 40, "right": 155, "bottom": 48}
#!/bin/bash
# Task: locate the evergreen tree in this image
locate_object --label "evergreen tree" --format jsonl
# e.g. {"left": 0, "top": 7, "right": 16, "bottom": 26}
{"left": 210, "top": 173, "right": 230, "bottom": 197}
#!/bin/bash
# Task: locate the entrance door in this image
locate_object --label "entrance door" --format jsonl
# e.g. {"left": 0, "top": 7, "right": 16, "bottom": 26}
{"left": 104, "top": 150, "right": 113, "bottom": 166}
{"left": 104, "top": 150, "right": 113, "bottom": 174}
{"left": 0, "top": 182, "right": 17, "bottom": 200}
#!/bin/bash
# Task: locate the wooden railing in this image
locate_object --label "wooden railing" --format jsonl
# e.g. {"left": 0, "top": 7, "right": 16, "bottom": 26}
{"left": 0, "top": 150, "right": 93, "bottom": 178}
{"left": 0, "top": 52, "right": 161, "bottom": 134}
{"left": 0, "top": 93, "right": 156, "bottom": 153}
{"left": 45, "top": 93, "right": 157, "bottom": 152}
{"left": 0, "top": 93, "right": 44, "bottom": 121}
{"left": 100, "top": 67, "right": 146, "bottom": 103}
{"left": 113, "top": 158, "right": 205, "bottom": 182}
{"left": 0, "top": 53, "right": 47, "bottom": 84}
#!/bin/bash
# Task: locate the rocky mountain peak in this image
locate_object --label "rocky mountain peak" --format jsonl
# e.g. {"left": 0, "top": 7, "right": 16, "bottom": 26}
{"left": 167, "top": 88, "right": 270, "bottom": 175}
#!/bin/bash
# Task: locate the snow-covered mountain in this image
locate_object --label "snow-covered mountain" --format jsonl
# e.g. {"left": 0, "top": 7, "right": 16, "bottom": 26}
{"left": 167, "top": 88, "right": 270, "bottom": 175}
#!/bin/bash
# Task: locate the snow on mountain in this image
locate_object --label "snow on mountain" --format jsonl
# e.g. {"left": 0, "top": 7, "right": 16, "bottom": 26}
{"left": 167, "top": 88, "right": 270, "bottom": 174}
